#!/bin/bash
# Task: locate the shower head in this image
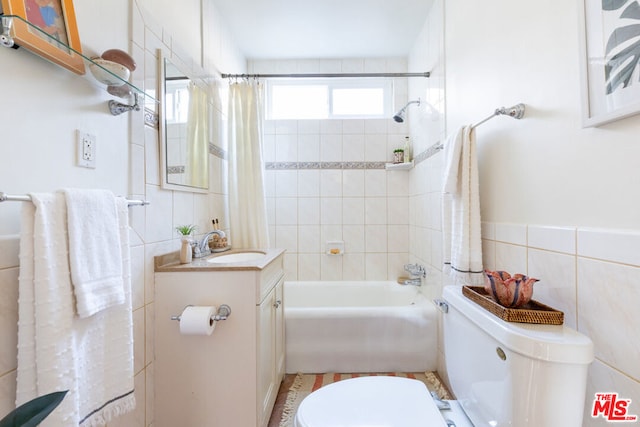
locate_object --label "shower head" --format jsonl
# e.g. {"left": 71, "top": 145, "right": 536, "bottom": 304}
{"left": 393, "top": 99, "right": 421, "bottom": 123}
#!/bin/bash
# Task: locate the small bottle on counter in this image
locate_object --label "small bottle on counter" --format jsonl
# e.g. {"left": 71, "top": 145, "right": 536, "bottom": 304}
{"left": 180, "top": 238, "right": 192, "bottom": 264}
{"left": 403, "top": 136, "right": 411, "bottom": 163}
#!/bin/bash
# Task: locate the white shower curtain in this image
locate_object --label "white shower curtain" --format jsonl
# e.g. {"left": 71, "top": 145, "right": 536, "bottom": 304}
{"left": 186, "top": 82, "right": 209, "bottom": 188}
{"left": 228, "top": 81, "right": 270, "bottom": 248}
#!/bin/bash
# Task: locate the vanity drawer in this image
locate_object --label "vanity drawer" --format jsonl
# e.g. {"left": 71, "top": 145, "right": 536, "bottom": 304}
{"left": 258, "top": 254, "right": 284, "bottom": 304}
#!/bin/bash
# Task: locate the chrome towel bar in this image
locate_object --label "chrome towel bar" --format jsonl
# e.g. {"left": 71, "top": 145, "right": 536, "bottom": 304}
{"left": 0, "top": 192, "right": 150, "bottom": 207}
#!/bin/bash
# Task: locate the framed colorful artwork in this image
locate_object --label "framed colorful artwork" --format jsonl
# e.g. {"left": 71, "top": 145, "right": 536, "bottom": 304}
{"left": 1, "top": 0, "right": 85, "bottom": 74}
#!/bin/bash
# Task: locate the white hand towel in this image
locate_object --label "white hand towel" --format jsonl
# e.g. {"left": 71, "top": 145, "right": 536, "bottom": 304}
{"left": 17, "top": 193, "right": 136, "bottom": 426}
{"left": 63, "top": 189, "right": 124, "bottom": 318}
{"left": 442, "top": 125, "right": 484, "bottom": 285}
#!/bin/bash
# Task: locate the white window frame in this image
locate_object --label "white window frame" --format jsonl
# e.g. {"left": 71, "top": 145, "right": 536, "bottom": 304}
{"left": 265, "top": 78, "right": 394, "bottom": 120}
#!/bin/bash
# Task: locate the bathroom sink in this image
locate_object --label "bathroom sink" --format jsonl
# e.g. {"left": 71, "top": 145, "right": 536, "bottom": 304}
{"left": 206, "top": 251, "right": 267, "bottom": 264}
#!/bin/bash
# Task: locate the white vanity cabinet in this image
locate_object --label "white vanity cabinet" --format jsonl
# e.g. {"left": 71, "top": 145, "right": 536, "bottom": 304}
{"left": 154, "top": 249, "right": 285, "bottom": 427}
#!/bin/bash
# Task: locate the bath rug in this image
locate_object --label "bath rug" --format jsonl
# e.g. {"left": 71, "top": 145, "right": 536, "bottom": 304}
{"left": 277, "top": 372, "right": 451, "bottom": 427}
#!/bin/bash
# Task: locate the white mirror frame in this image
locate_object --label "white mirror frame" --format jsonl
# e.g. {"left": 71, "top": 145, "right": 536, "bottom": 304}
{"left": 157, "top": 49, "right": 210, "bottom": 193}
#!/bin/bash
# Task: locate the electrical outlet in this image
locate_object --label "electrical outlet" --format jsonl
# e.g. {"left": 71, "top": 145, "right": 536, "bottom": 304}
{"left": 76, "top": 130, "right": 96, "bottom": 168}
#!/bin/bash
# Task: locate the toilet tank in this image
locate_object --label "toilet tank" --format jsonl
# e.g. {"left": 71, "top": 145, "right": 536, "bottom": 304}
{"left": 442, "top": 286, "right": 594, "bottom": 427}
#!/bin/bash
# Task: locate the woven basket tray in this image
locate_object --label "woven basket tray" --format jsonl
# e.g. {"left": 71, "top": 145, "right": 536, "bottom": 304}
{"left": 462, "top": 286, "right": 564, "bottom": 325}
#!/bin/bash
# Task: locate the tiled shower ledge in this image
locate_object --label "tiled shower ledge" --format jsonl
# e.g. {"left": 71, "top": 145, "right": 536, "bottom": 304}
{"left": 265, "top": 142, "right": 442, "bottom": 171}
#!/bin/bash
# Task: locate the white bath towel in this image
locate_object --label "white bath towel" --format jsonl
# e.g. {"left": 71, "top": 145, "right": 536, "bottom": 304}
{"left": 63, "top": 188, "right": 124, "bottom": 318}
{"left": 442, "top": 125, "right": 484, "bottom": 285}
{"left": 17, "top": 192, "right": 135, "bottom": 426}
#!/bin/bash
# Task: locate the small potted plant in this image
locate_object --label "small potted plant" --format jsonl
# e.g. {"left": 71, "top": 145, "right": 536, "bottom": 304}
{"left": 393, "top": 148, "right": 404, "bottom": 163}
{"left": 175, "top": 225, "right": 197, "bottom": 264}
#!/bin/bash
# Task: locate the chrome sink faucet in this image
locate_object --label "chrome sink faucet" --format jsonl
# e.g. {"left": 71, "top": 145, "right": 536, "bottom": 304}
{"left": 401, "top": 263, "right": 427, "bottom": 286}
{"left": 193, "top": 230, "right": 226, "bottom": 258}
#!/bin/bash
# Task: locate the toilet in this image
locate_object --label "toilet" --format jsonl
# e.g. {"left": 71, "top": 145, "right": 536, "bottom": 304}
{"left": 294, "top": 285, "right": 594, "bottom": 427}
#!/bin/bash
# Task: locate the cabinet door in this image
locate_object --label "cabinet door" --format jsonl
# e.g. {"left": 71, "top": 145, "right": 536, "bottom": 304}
{"left": 274, "top": 277, "right": 285, "bottom": 381}
{"left": 257, "top": 286, "right": 276, "bottom": 426}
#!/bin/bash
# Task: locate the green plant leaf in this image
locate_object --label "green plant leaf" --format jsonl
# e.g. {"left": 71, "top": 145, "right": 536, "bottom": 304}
{"left": 0, "top": 391, "right": 68, "bottom": 427}
{"left": 175, "top": 224, "right": 197, "bottom": 236}
{"left": 603, "top": 0, "right": 631, "bottom": 11}
{"left": 604, "top": 24, "right": 640, "bottom": 93}
{"left": 621, "top": 0, "right": 640, "bottom": 18}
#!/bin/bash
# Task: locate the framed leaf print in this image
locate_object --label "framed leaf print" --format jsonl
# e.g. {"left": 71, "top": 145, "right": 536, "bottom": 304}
{"left": 579, "top": 0, "right": 640, "bottom": 127}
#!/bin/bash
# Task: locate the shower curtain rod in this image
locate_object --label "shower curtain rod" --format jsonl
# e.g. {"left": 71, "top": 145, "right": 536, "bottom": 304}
{"left": 0, "top": 192, "right": 150, "bottom": 207}
{"left": 221, "top": 71, "right": 430, "bottom": 79}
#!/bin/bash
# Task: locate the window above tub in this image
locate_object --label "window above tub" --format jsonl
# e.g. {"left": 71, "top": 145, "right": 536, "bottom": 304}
{"left": 265, "top": 78, "right": 393, "bottom": 120}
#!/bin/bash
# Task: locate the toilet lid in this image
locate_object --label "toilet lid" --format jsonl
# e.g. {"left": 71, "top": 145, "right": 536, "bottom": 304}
{"left": 294, "top": 376, "right": 449, "bottom": 427}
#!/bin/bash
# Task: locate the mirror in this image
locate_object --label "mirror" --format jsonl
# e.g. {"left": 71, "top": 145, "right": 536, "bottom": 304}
{"left": 158, "top": 50, "right": 210, "bottom": 193}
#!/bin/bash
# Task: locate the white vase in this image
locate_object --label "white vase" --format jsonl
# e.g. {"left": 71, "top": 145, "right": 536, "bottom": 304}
{"left": 180, "top": 237, "right": 193, "bottom": 264}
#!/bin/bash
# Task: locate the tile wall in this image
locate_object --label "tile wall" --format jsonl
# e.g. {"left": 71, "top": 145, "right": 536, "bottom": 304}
{"left": 0, "top": 2, "right": 243, "bottom": 426}
{"left": 252, "top": 58, "right": 416, "bottom": 281}
{"left": 472, "top": 223, "right": 640, "bottom": 425}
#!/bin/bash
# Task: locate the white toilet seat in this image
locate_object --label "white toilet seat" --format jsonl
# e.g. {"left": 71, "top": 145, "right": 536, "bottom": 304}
{"left": 293, "top": 376, "right": 450, "bottom": 427}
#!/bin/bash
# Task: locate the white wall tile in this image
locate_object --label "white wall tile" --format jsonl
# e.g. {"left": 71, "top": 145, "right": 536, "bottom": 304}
{"left": 342, "top": 170, "right": 365, "bottom": 197}
{"left": 275, "top": 134, "right": 298, "bottom": 162}
{"left": 364, "top": 134, "right": 388, "bottom": 161}
{"left": 342, "top": 134, "right": 365, "bottom": 161}
{"left": 343, "top": 198, "right": 365, "bottom": 225}
{"left": 365, "top": 198, "right": 388, "bottom": 225}
{"left": 495, "top": 223, "right": 527, "bottom": 246}
{"left": 527, "top": 248, "right": 577, "bottom": 328}
{"left": 275, "top": 170, "right": 298, "bottom": 197}
{"left": 342, "top": 120, "right": 365, "bottom": 134}
{"left": 320, "top": 198, "right": 343, "bottom": 225}
{"left": 298, "top": 198, "right": 320, "bottom": 225}
{"left": 364, "top": 170, "right": 387, "bottom": 197}
{"left": 343, "top": 253, "right": 365, "bottom": 280}
{"left": 298, "top": 254, "right": 321, "bottom": 280}
{"left": 388, "top": 225, "right": 409, "bottom": 253}
{"left": 343, "top": 225, "right": 365, "bottom": 253}
{"left": 275, "top": 198, "right": 298, "bottom": 225}
{"left": 321, "top": 255, "right": 343, "bottom": 280}
{"left": 578, "top": 228, "right": 640, "bottom": 267}
{"left": 388, "top": 197, "right": 410, "bottom": 224}
{"left": 365, "top": 225, "right": 388, "bottom": 253}
{"left": 0, "top": 268, "right": 18, "bottom": 374}
{"left": 297, "top": 170, "right": 320, "bottom": 197}
{"left": 528, "top": 225, "right": 576, "bottom": 254}
{"left": 320, "top": 170, "right": 343, "bottom": 197}
{"left": 578, "top": 258, "right": 640, "bottom": 380}
{"left": 319, "top": 134, "right": 343, "bottom": 162}
{"left": 298, "top": 225, "right": 321, "bottom": 253}
{"left": 0, "top": 237, "right": 19, "bottom": 270}
{"left": 494, "top": 242, "right": 527, "bottom": 274}
{"left": 584, "top": 360, "right": 640, "bottom": 427}
{"left": 320, "top": 120, "right": 343, "bottom": 135}
{"left": 275, "top": 225, "right": 298, "bottom": 252}
{"left": 365, "top": 253, "right": 388, "bottom": 279}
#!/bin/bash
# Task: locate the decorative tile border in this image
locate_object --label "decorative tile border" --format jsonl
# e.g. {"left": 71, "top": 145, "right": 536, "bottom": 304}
{"left": 144, "top": 108, "right": 159, "bottom": 129}
{"left": 209, "top": 143, "right": 227, "bottom": 160}
{"left": 265, "top": 161, "right": 386, "bottom": 170}
{"left": 167, "top": 165, "right": 185, "bottom": 174}
{"left": 414, "top": 141, "right": 443, "bottom": 166}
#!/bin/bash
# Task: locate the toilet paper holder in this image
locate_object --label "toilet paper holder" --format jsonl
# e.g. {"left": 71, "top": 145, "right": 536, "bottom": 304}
{"left": 170, "top": 304, "right": 232, "bottom": 322}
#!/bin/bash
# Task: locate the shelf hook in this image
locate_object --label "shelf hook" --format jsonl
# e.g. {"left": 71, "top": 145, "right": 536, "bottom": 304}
{"left": 1, "top": 16, "right": 16, "bottom": 48}
{"left": 109, "top": 92, "right": 140, "bottom": 116}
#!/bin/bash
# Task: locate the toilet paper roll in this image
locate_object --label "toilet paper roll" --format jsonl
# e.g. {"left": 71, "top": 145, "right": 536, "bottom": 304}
{"left": 179, "top": 306, "right": 217, "bottom": 335}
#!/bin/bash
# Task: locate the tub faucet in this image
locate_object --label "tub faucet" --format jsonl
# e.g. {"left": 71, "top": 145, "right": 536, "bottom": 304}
{"left": 193, "top": 230, "right": 226, "bottom": 258}
{"left": 402, "top": 263, "right": 426, "bottom": 286}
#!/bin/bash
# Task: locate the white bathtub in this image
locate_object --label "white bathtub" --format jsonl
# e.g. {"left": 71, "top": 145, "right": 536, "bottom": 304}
{"left": 284, "top": 281, "right": 437, "bottom": 373}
